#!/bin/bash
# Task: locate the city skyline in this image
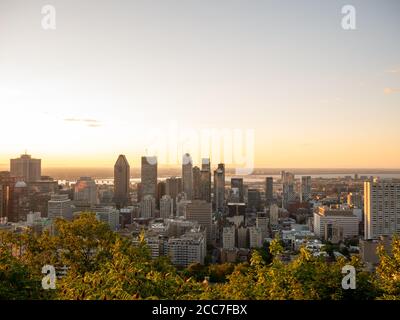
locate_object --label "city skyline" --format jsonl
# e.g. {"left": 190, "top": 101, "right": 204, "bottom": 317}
{"left": 1, "top": 0, "right": 400, "bottom": 168}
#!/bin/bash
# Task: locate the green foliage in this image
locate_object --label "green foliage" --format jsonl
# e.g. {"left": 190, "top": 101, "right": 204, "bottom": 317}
{"left": 0, "top": 215, "right": 399, "bottom": 300}
{"left": 375, "top": 236, "right": 400, "bottom": 300}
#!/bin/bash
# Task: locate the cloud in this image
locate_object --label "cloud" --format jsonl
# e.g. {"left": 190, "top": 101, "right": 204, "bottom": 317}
{"left": 383, "top": 88, "right": 400, "bottom": 95}
{"left": 64, "top": 117, "right": 102, "bottom": 127}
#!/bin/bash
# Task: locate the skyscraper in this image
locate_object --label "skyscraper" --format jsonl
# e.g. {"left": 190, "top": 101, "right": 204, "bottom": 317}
{"left": 200, "top": 158, "right": 211, "bottom": 202}
{"left": 300, "top": 176, "right": 312, "bottom": 202}
{"left": 182, "top": 153, "right": 193, "bottom": 200}
{"left": 247, "top": 189, "right": 261, "bottom": 212}
{"left": 10, "top": 154, "right": 41, "bottom": 182}
{"left": 141, "top": 156, "right": 157, "bottom": 199}
{"left": 140, "top": 195, "right": 155, "bottom": 218}
{"left": 74, "top": 176, "right": 98, "bottom": 206}
{"left": 113, "top": 155, "right": 130, "bottom": 208}
{"left": 192, "top": 166, "right": 201, "bottom": 200}
{"left": 0, "top": 172, "right": 16, "bottom": 222}
{"left": 231, "top": 178, "right": 244, "bottom": 203}
{"left": 265, "top": 177, "right": 273, "bottom": 205}
{"left": 364, "top": 179, "right": 400, "bottom": 239}
{"left": 48, "top": 194, "right": 73, "bottom": 221}
{"left": 160, "top": 195, "right": 174, "bottom": 218}
{"left": 281, "top": 171, "right": 295, "bottom": 208}
{"left": 166, "top": 177, "right": 182, "bottom": 214}
{"left": 185, "top": 200, "right": 212, "bottom": 243}
{"left": 213, "top": 163, "right": 225, "bottom": 212}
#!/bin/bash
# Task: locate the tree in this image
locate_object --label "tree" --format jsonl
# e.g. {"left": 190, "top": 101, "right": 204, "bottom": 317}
{"left": 375, "top": 236, "right": 400, "bottom": 300}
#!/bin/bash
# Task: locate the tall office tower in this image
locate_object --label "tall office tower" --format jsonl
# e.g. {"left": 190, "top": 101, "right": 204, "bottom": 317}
{"left": 166, "top": 177, "right": 182, "bottom": 213}
{"left": 0, "top": 172, "right": 16, "bottom": 222}
{"left": 237, "top": 226, "right": 248, "bottom": 248}
{"left": 160, "top": 195, "right": 174, "bottom": 218}
{"left": 265, "top": 177, "right": 273, "bottom": 205}
{"left": 347, "top": 192, "right": 363, "bottom": 209}
{"left": 192, "top": 166, "right": 201, "bottom": 200}
{"left": 281, "top": 171, "right": 296, "bottom": 208}
{"left": 300, "top": 176, "right": 312, "bottom": 202}
{"left": 247, "top": 189, "right": 261, "bottom": 212}
{"left": 74, "top": 177, "right": 98, "bottom": 206}
{"left": 182, "top": 153, "right": 193, "bottom": 200}
{"left": 213, "top": 163, "right": 225, "bottom": 212}
{"left": 222, "top": 226, "right": 236, "bottom": 249}
{"left": 48, "top": 194, "right": 73, "bottom": 220}
{"left": 185, "top": 200, "right": 212, "bottom": 243}
{"left": 12, "top": 181, "right": 30, "bottom": 222}
{"left": 230, "top": 178, "right": 244, "bottom": 203}
{"left": 10, "top": 154, "right": 41, "bottom": 182}
{"left": 141, "top": 156, "right": 158, "bottom": 199}
{"left": 140, "top": 195, "right": 156, "bottom": 218}
{"left": 200, "top": 158, "right": 211, "bottom": 202}
{"left": 270, "top": 203, "right": 280, "bottom": 226}
{"left": 113, "top": 155, "right": 130, "bottom": 208}
{"left": 156, "top": 181, "right": 166, "bottom": 209}
{"left": 256, "top": 213, "right": 270, "bottom": 239}
{"left": 364, "top": 179, "right": 400, "bottom": 240}
{"left": 249, "top": 227, "right": 263, "bottom": 248}
{"left": 201, "top": 158, "right": 211, "bottom": 171}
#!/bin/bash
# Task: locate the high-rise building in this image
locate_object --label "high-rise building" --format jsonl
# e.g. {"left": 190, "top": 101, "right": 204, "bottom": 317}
{"left": 168, "top": 232, "right": 206, "bottom": 267}
{"left": 281, "top": 171, "right": 296, "bottom": 208}
{"left": 300, "top": 176, "right": 312, "bottom": 202}
{"left": 231, "top": 178, "right": 244, "bottom": 203}
{"left": 156, "top": 181, "right": 166, "bottom": 209}
{"left": 247, "top": 189, "right": 261, "bottom": 212}
{"left": 201, "top": 158, "right": 210, "bottom": 171}
{"left": 141, "top": 156, "right": 157, "bottom": 199}
{"left": 256, "top": 213, "right": 269, "bottom": 239}
{"left": 12, "top": 181, "right": 30, "bottom": 222}
{"left": 165, "top": 177, "right": 182, "bottom": 213}
{"left": 0, "top": 172, "right": 16, "bottom": 222}
{"left": 113, "top": 155, "right": 130, "bottom": 208}
{"left": 222, "top": 226, "right": 236, "bottom": 249}
{"left": 48, "top": 194, "right": 72, "bottom": 220}
{"left": 182, "top": 153, "right": 193, "bottom": 200}
{"left": 94, "top": 206, "right": 120, "bottom": 231}
{"left": 269, "top": 203, "right": 279, "bottom": 226}
{"left": 192, "top": 166, "right": 201, "bottom": 200}
{"left": 140, "top": 195, "right": 156, "bottom": 218}
{"left": 213, "top": 163, "right": 225, "bottom": 212}
{"left": 265, "top": 177, "right": 273, "bottom": 205}
{"left": 347, "top": 192, "right": 363, "bottom": 209}
{"left": 364, "top": 179, "right": 400, "bottom": 240}
{"left": 200, "top": 158, "right": 211, "bottom": 202}
{"left": 10, "top": 154, "right": 41, "bottom": 182}
{"left": 237, "top": 226, "right": 248, "bottom": 248}
{"left": 74, "top": 177, "right": 98, "bottom": 206}
{"left": 185, "top": 200, "right": 212, "bottom": 242}
{"left": 313, "top": 206, "right": 359, "bottom": 239}
{"left": 249, "top": 227, "right": 263, "bottom": 248}
{"left": 160, "top": 195, "right": 174, "bottom": 218}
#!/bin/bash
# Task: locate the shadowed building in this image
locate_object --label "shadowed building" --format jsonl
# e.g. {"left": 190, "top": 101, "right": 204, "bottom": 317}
{"left": 182, "top": 153, "right": 193, "bottom": 200}
{"left": 10, "top": 154, "right": 41, "bottom": 182}
{"left": 113, "top": 155, "right": 130, "bottom": 208}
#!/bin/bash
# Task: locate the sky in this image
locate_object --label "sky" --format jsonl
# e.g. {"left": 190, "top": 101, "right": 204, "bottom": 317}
{"left": 0, "top": 0, "right": 399, "bottom": 170}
